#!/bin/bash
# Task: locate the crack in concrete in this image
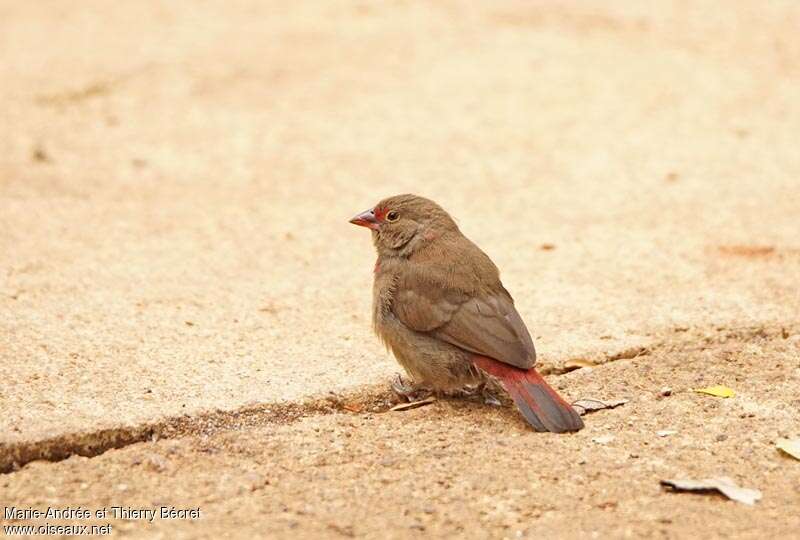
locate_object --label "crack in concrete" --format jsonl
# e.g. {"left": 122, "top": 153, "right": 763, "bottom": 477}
{"left": 2, "top": 324, "right": 795, "bottom": 475}
{"left": 0, "top": 387, "right": 401, "bottom": 475}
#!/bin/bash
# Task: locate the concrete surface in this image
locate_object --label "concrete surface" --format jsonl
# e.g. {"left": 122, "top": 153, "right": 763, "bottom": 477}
{"left": 1, "top": 1, "right": 800, "bottom": 536}
{"left": 3, "top": 330, "right": 800, "bottom": 538}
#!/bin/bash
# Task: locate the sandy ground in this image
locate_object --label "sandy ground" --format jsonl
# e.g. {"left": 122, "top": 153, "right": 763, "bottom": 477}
{"left": 2, "top": 0, "right": 800, "bottom": 538}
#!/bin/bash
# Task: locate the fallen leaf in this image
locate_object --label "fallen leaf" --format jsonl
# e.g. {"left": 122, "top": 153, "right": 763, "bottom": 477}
{"left": 693, "top": 385, "right": 735, "bottom": 398}
{"left": 656, "top": 430, "right": 678, "bottom": 437}
{"left": 592, "top": 435, "right": 615, "bottom": 444}
{"left": 572, "top": 398, "right": 628, "bottom": 416}
{"left": 660, "top": 477, "right": 761, "bottom": 505}
{"left": 776, "top": 438, "right": 800, "bottom": 460}
{"left": 390, "top": 397, "right": 436, "bottom": 412}
{"left": 563, "top": 359, "right": 597, "bottom": 372}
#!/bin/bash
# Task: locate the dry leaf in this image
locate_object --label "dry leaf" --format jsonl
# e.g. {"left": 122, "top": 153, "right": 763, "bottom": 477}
{"left": 660, "top": 477, "right": 761, "bottom": 505}
{"left": 693, "top": 385, "right": 735, "bottom": 398}
{"left": 563, "top": 359, "right": 596, "bottom": 372}
{"left": 776, "top": 438, "right": 800, "bottom": 460}
{"left": 390, "top": 397, "right": 436, "bottom": 412}
{"left": 572, "top": 398, "right": 628, "bottom": 416}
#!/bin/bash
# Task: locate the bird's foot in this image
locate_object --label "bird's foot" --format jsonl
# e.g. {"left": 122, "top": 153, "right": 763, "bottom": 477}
{"left": 453, "top": 383, "right": 502, "bottom": 405}
{"left": 391, "top": 374, "right": 432, "bottom": 402}
{"left": 481, "top": 387, "right": 502, "bottom": 406}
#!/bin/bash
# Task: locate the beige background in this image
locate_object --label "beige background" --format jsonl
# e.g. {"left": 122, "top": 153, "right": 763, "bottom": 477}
{"left": 1, "top": 1, "right": 799, "bottom": 537}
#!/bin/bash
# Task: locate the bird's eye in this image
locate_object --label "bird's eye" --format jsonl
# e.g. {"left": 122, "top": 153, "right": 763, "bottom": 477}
{"left": 386, "top": 211, "right": 399, "bottom": 222}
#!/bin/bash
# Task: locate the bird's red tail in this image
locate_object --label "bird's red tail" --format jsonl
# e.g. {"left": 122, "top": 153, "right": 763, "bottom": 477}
{"left": 473, "top": 356, "right": 584, "bottom": 433}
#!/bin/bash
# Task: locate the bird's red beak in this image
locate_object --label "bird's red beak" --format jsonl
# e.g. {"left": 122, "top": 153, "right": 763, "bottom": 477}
{"left": 349, "top": 208, "right": 380, "bottom": 230}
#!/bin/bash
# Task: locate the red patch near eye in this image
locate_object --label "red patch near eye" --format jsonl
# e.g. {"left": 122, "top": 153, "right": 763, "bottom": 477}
{"left": 374, "top": 206, "right": 388, "bottom": 221}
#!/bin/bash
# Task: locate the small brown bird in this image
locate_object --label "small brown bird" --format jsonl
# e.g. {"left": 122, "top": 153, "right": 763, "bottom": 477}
{"left": 350, "top": 194, "right": 583, "bottom": 433}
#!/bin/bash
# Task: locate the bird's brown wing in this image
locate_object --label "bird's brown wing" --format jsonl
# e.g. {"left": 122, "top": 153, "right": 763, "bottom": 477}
{"left": 392, "top": 278, "right": 537, "bottom": 369}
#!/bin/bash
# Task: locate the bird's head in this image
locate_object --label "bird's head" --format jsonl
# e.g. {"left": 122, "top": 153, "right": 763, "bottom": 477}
{"left": 349, "top": 194, "right": 457, "bottom": 256}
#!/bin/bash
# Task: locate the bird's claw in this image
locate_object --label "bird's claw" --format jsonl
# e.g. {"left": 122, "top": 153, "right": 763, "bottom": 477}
{"left": 482, "top": 389, "right": 502, "bottom": 406}
{"left": 391, "top": 374, "right": 413, "bottom": 395}
{"left": 455, "top": 383, "right": 502, "bottom": 406}
{"left": 391, "top": 374, "right": 432, "bottom": 402}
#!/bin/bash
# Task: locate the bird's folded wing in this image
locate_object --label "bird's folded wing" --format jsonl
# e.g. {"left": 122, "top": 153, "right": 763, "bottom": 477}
{"left": 392, "top": 284, "right": 536, "bottom": 369}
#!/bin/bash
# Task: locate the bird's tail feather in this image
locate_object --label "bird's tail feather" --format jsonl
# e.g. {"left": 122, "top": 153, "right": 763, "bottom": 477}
{"left": 473, "top": 356, "right": 584, "bottom": 433}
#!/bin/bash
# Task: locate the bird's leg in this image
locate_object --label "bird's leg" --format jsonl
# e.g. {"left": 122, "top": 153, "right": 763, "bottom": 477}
{"left": 481, "top": 384, "right": 502, "bottom": 406}
{"left": 452, "top": 382, "right": 502, "bottom": 406}
{"left": 470, "top": 380, "right": 504, "bottom": 406}
{"left": 391, "top": 374, "right": 433, "bottom": 402}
